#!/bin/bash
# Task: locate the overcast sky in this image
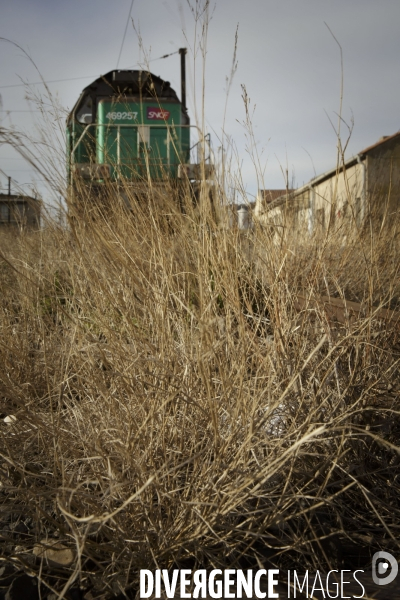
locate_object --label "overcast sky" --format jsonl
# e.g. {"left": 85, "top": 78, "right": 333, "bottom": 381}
{"left": 1, "top": 0, "right": 400, "bottom": 207}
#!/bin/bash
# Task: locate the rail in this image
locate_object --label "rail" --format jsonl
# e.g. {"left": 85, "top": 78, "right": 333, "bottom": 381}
{"left": 294, "top": 292, "right": 400, "bottom": 329}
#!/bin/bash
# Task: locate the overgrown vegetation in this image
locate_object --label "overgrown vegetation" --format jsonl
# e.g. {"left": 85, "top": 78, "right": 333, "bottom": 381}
{"left": 1, "top": 180, "right": 400, "bottom": 597}
{"left": 1, "top": 7, "right": 400, "bottom": 596}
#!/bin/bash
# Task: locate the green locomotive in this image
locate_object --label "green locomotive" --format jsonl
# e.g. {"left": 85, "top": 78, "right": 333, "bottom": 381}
{"left": 67, "top": 49, "right": 210, "bottom": 200}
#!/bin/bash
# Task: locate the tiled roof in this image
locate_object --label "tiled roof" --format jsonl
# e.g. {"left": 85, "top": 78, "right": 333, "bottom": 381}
{"left": 258, "top": 189, "right": 294, "bottom": 203}
{"left": 359, "top": 131, "right": 400, "bottom": 156}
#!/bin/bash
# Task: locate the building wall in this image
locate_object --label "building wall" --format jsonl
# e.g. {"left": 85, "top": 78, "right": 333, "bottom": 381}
{"left": 256, "top": 135, "right": 400, "bottom": 242}
{"left": 257, "top": 189, "right": 311, "bottom": 245}
{"left": 366, "top": 140, "right": 400, "bottom": 221}
{"left": 311, "top": 161, "right": 364, "bottom": 232}
{"left": 257, "top": 159, "right": 366, "bottom": 242}
{"left": 255, "top": 190, "right": 292, "bottom": 216}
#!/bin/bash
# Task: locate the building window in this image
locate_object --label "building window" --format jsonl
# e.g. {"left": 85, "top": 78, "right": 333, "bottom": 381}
{"left": 355, "top": 197, "right": 361, "bottom": 225}
{"left": 9, "top": 202, "right": 26, "bottom": 224}
{"left": 316, "top": 208, "right": 325, "bottom": 230}
{"left": 0, "top": 204, "right": 9, "bottom": 221}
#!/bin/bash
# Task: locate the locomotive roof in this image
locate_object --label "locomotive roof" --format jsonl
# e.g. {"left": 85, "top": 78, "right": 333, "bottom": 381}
{"left": 67, "top": 70, "right": 183, "bottom": 125}
{"left": 84, "top": 69, "right": 179, "bottom": 99}
{"left": 69, "top": 70, "right": 178, "bottom": 115}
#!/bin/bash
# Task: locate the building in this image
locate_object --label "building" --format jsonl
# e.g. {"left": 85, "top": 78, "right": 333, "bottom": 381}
{"left": 0, "top": 193, "right": 41, "bottom": 229}
{"left": 255, "top": 189, "right": 293, "bottom": 212}
{"left": 255, "top": 132, "right": 400, "bottom": 239}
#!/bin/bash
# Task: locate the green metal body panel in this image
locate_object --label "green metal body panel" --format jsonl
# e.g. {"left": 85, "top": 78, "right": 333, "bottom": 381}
{"left": 67, "top": 98, "right": 190, "bottom": 182}
{"left": 70, "top": 123, "right": 96, "bottom": 164}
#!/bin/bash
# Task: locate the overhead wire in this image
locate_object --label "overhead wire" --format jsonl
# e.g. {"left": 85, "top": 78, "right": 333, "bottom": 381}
{"left": 0, "top": 76, "right": 98, "bottom": 90}
{"left": 0, "top": 51, "right": 181, "bottom": 90}
{"left": 116, "top": 0, "right": 135, "bottom": 69}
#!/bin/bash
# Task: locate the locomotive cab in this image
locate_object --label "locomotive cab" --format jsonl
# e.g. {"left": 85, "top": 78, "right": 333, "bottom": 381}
{"left": 67, "top": 68, "right": 192, "bottom": 185}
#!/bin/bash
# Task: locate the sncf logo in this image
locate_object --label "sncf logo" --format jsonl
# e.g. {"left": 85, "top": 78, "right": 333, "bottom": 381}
{"left": 147, "top": 107, "right": 170, "bottom": 120}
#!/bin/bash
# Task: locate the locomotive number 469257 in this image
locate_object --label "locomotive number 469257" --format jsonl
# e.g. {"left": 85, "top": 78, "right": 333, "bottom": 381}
{"left": 106, "top": 112, "right": 138, "bottom": 121}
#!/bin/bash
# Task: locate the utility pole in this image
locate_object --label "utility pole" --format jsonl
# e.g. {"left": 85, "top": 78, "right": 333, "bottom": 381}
{"left": 179, "top": 48, "right": 187, "bottom": 113}
{"left": 8, "top": 176, "right": 11, "bottom": 223}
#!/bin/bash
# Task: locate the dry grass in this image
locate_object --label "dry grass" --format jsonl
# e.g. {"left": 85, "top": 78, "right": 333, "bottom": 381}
{"left": 1, "top": 177, "right": 400, "bottom": 597}
{"left": 1, "top": 13, "right": 400, "bottom": 593}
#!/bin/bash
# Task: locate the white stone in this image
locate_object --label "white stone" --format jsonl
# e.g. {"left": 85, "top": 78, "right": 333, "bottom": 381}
{"left": 3, "top": 415, "right": 17, "bottom": 425}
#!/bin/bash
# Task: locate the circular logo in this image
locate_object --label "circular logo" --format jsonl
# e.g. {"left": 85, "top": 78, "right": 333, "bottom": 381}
{"left": 372, "top": 551, "right": 398, "bottom": 586}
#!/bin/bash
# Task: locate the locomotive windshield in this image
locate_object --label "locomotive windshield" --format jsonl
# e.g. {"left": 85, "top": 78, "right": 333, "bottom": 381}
{"left": 76, "top": 96, "right": 93, "bottom": 124}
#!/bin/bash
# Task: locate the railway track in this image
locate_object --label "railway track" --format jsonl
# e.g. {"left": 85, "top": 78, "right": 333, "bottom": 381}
{"left": 293, "top": 292, "right": 400, "bottom": 329}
